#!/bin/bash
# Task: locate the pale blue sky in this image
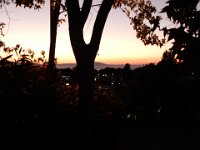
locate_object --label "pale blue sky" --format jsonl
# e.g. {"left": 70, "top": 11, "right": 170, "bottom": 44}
{"left": 1, "top": 0, "right": 172, "bottom": 65}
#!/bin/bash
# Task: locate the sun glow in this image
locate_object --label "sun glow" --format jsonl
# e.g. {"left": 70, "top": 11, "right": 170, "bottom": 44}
{"left": 1, "top": 0, "right": 169, "bottom": 65}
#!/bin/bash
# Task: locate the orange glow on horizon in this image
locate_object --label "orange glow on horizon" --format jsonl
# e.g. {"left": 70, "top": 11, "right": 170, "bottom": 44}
{"left": 56, "top": 54, "right": 162, "bottom": 65}
{"left": 1, "top": 0, "right": 170, "bottom": 66}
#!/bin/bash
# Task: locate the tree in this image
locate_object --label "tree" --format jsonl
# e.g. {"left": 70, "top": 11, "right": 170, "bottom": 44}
{"left": 0, "top": 0, "right": 59, "bottom": 76}
{"left": 65, "top": 0, "right": 164, "bottom": 114}
{"left": 48, "top": 0, "right": 61, "bottom": 76}
{"left": 1, "top": 0, "right": 165, "bottom": 110}
{"left": 161, "top": 0, "right": 200, "bottom": 75}
{"left": 0, "top": 0, "right": 45, "bottom": 9}
{"left": 65, "top": 0, "right": 114, "bottom": 115}
{"left": 124, "top": 63, "right": 131, "bottom": 71}
{"left": 1, "top": 1, "right": 166, "bottom": 149}
{"left": 64, "top": 1, "right": 165, "bottom": 149}
{"left": 157, "top": 0, "right": 200, "bottom": 122}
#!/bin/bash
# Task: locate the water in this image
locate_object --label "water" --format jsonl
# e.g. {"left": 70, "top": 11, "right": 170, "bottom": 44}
{"left": 56, "top": 63, "right": 143, "bottom": 70}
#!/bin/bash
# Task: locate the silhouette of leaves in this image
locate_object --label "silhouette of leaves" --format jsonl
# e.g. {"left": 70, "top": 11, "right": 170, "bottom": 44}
{"left": 161, "top": 0, "right": 200, "bottom": 74}
{"left": 0, "top": 0, "right": 45, "bottom": 9}
{"left": 114, "top": 0, "right": 165, "bottom": 47}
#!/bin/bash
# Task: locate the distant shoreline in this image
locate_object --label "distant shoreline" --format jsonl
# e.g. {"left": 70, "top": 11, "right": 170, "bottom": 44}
{"left": 56, "top": 62, "right": 143, "bottom": 70}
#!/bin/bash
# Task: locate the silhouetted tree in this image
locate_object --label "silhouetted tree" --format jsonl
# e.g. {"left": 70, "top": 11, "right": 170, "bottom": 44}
{"left": 1, "top": 1, "right": 165, "bottom": 112}
{"left": 131, "top": 63, "right": 161, "bottom": 121}
{"left": 64, "top": 1, "right": 165, "bottom": 149}
{"left": 124, "top": 63, "right": 131, "bottom": 71}
{"left": 0, "top": 0, "right": 59, "bottom": 76}
{"left": 161, "top": 0, "right": 200, "bottom": 75}
{"left": 160, "top": 50, "right": 176, "bottom": 64}
{"left": 0, "top": 0, "right": 45, "bottom": 10}
{"left": 154, "top": 0, "right": 200, "bottom": 122}
{"left": 64, "top": 0, "right": 165, "bottom": 115}
{"left": 123, "top": 63, "right": 131, "bottom": 83}
{"left": 48, "top": 0, "right": 61, "bottom": 77}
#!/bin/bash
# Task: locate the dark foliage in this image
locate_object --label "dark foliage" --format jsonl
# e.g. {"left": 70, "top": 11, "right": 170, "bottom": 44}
{"left": 1, "top": 0, "right": 200, "bottom": 149}
{"left": 161, "top": 0, "right": 200, "bottom": 75}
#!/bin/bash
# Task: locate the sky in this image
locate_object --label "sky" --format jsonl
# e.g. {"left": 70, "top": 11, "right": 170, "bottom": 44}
{"left": 0, "top": 0, "right": 172, "bottom": 65}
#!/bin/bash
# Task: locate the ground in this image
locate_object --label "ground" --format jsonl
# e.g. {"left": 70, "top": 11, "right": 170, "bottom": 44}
{"left": 1, "top": 102, "right": 200, "bottom": 150}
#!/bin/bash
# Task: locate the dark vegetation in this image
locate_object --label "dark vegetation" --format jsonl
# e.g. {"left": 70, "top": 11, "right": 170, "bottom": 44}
{"left": 1, "top": 0, "right": 200, "bottom": 150}
{"left": 59, "top": 60, "right": 200, "bottom": 124}
{"left": 1, "top": 45, "right": 200, "bottom": 150}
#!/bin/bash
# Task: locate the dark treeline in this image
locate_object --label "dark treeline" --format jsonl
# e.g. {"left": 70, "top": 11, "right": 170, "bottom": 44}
{"left": 1, "top": 46, "right": 200, "bottom": 150}
{"left": 1, "top": 0, "right": 200, "bottom": 149}
{"left": 1, "top": 54, "right": 200, "bottom": 150}
{"left": 58, "top": 59, "right": 200, "bottom": 124}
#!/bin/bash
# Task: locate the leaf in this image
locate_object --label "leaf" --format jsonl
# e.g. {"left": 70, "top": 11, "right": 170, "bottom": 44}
{"left": 160, "top": 6, "right": 169, "bottom": 13}
{"left": 167, "top": 35, "right": 174, "bottom": 42}
{"left": 151, "top": 16, "right": 160, "bottom": 32}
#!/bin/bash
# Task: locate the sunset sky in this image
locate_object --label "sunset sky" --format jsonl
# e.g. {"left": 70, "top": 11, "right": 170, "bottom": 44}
{"left": 0, "top": 0, "right": 172, "bottom": 65}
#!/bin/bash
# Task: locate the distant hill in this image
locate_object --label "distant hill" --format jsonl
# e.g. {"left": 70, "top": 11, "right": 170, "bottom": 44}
{"left": 56, "top": 62, "right": 107, "bottom": 69}
{"left": 56, "top": 62, "right": 143, "bottom": 70}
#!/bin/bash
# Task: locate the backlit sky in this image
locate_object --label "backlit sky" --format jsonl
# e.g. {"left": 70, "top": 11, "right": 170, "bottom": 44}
{"left": 1, "top": 0, "right": 171, "bottom": 65}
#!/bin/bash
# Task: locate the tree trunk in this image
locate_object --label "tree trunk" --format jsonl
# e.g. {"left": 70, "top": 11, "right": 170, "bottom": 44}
{"left": 77, "top": 60, "right": 95, "bottom": 112}
{"left": 48, "top": 0, "right": 61, "bottom": 77}
{"left": 76, "top": 57, "right": 95, "bottom": 150}
{"left": 65, "top": 1, "right": 115, "bottom": 149}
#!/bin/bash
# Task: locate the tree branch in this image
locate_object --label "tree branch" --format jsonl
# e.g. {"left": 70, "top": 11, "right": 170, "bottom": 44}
{"left": 3, "top": 3, "right": 10, "bottom": 35}
{"left": 90, "top": 0, "right": 115, "bottom": 56}
{"left": 80, "top": 0, "right": 92, "bottom": 28}
{"left": 65, "top": 0, "right": 81, "bottom": 20}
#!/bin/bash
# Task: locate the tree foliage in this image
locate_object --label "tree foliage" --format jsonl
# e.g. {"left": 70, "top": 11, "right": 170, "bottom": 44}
{"left": 0, "top": 41, "right": 46, "bottom": 67}
{"left": 161, "top": 0, "right": 200, "bottom": 74}
{"left": 0, "top": 0, "right": 45, "bottom": 9}
{"left": 113, "top": 0, "right": 165, "bottom": 47}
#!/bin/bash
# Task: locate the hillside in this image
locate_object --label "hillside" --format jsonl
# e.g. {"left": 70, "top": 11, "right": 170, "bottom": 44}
{"left": 56, "top": 62, "right": 143, "bottom": 70}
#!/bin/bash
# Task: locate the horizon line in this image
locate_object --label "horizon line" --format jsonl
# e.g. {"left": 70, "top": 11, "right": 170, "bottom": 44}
{"left": 56, "top": 62, "right": 153, "bottom": 65}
